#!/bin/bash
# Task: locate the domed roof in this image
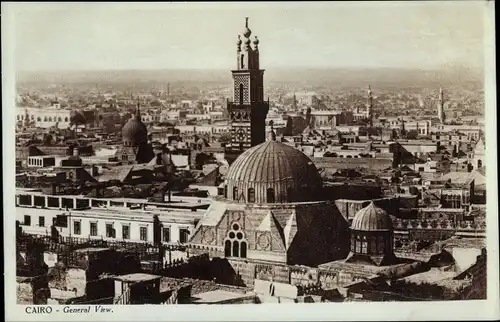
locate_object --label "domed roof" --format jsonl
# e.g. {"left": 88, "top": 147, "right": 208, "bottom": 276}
{"left": 225, "top": 141, "right": 322, "bottom": 203}
{"left": 122, "top": 112, "right": 148, "bottom": 146}
{"left": 351, "top": 202, "right": 392, "bottom": 231}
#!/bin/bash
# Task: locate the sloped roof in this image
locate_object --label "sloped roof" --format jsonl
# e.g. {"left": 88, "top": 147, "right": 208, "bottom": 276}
{"left": 28, "top": 146, "right": 46, "bottom": 156}
{"left": 197, "top": 167, "right": 220, "bottom": 186}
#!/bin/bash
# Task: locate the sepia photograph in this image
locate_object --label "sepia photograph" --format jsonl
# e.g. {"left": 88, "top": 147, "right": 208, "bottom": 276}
{"left": 2, "top": 1, "right": 498, "bottom": 321}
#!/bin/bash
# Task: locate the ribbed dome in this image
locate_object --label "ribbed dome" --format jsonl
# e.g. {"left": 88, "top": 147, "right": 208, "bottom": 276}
{"left": 351, "top": 202, "right": 392, "bottom": 231}
{"left": 122, "top": 114, "right": 148, "bottom": 147}
{"left": 225, "top": 141, "right": 322, "bottom": 203}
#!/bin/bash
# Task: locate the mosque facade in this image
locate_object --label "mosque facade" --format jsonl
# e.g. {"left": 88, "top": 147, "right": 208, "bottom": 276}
{"left": 189, "top": 19, "right": 398, "bottom": 280}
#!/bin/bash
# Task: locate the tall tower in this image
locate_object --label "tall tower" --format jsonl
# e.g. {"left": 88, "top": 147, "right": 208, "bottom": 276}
{"left": 438, "top": 87, "right": 446, "bottom": 124}
{"left": 227, "top": 17, "right": 269, "bottom": 155}
{"left": 366, "top": 85, "right": 373, "bottom": 126}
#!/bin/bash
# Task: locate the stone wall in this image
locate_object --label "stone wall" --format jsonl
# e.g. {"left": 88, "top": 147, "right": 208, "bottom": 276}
{"left": 17, "top": 276, "right": 50, "bottom": 304}
{"left": 223, "top": 259, "right": 366, "bottom": 290}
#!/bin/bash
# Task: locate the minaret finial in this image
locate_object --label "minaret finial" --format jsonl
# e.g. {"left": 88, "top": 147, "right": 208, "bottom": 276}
{"left": 245, "top": 17, "right": 249, "bottom": 28}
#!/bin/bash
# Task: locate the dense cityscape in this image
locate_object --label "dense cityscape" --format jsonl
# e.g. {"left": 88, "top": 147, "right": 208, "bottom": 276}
{"left": 15, "top": 15, "right": 487, "bottom": 306}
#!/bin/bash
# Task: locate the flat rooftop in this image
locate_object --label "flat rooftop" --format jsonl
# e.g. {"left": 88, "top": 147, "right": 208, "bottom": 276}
{"left": 74, "top": 247, "right": 111, "bottom": 253}
{"left": 441, "top": 237, "right": 486, "bottom": 250}
{"left": 16, "top": 206, "right": 203, "bottom": 225}
{"left": 190, "top": 290, "right": 254, "bottom": 304}
{"left": 114, "top": 273, "right": 162, "bottom": 283}
{"left": 399, "top": 268, "right": 456, "bottom": 284}
{"left": 319, "top": 259, "right": 416, "bottom": 278}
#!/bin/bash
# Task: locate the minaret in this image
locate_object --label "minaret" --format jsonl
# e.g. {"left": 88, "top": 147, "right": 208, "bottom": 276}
{"left": 366, "top": 85, "right": 373, "bottom": 126}
{"left": 136, "top": 101, "right": 141, "bottom": 120}
{"left": 292, "top": 92, "right": 297, "bottom": 110}
{"left": 268, "top": 120, "right": 276, "bottom": 141}
{"left": 438, "top": 87, "right": 445, "bottom": 124}
{"left": 227, "top": 17, "right": 269, "bottom": 155}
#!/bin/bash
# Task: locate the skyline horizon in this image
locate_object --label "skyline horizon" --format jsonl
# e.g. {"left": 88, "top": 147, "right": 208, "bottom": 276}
{"left": 16, "top": 63, "right": 484, "bottom": 74}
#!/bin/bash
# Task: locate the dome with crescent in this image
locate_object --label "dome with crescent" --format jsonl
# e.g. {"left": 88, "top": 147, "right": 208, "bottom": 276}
{"left": 224, "top": 140, "right": 323, "bottom": 204}
{"left": 122, "top": 106, "right": 148, "bottom": 147}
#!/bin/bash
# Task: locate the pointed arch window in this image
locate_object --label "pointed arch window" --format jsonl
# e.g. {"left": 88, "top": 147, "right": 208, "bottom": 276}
{"left": 224, "top": 185, "right": 228, "bottom": 199}
{"left": 232, "top": 240, "right": 240, "bottom": 257}
{"left": 248, "top": 188, "right": 255, "bottom": 203}
{"left": 266, "top": 188, "right": 275, "bottom": 203}
{"left": 239, "top": 84, "right": 244, "bottom": 105}
{"left": 240, "top": 241, "right": 247, "bottom": 258}
{"left": 233, "top": 187, "right": 239, "bottom": 201}
{"left": 287, "top": 187, "right": 294, "bottom": 202}
{"left": 224, "top": 240, "right": 231, "bottom": 257}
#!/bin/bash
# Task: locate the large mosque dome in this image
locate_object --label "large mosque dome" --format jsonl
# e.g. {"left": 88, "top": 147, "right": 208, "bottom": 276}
{"left": 224, "top": 140, "right": 323, "bottom": 204}
{"left": 122, "top": 111, "right": 148, "bottom": 147}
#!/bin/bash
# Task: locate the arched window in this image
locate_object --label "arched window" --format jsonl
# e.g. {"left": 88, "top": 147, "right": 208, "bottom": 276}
{"left": 224, "top": 240, "right": 231, "bottom": 257}
{"left": 361, "top": 235, "right": 368, "bottom": 254}
{"left": 240, "top": 241, "right": 247, "bottom": 258}
{"left": 48, "top": 117, "right": 53, "bottom": 122}
{"left": 287, "top": 187, "right": 294, "bottom": 202}
{"left": 64, "top": 117, "right": 69, "bottom": 122}
{"left": 266, "top": 188, "right": 275, "bottom": 203}
{"left": 58, "top": 117, "right": 62, "bottom": 122}
{"left": 233, "top": 187, "right": 238, "bottom": 200}
{"left": 239, "top": 84, "right": 244, "bottom": 105}
{"left": 232, "top": 241, "right": 239, "bottom": 257}
{"left": 248, "top": 188, "right": 255, "bottom": 203}
{"left": 377, "top": 236, "right": 385, "bottom": 253}
{"left": 223, "top": 185, "right": 228, "bottom": 198}
{"left": 369, "top": 237, "right": 377, "bottom": 254}
{"left": 240, "top": 55, "right": 244, "bottom": 69}
{"left": 44, "top": 116, "right": 48, "bottom": 122}
{"left": 17, "top": 115, "right": 20, "bottom": 121}
{"left": 37, "top": 117, "right": 41, "bottom": 122}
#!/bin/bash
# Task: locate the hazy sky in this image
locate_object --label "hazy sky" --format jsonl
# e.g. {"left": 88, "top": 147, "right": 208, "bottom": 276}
{"left": 10, "top": 2, "right": 486, "bottom": 71}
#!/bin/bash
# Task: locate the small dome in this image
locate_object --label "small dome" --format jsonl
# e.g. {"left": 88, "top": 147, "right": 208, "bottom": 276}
{"left": 243, "top": 27, "right": 252, "bottom": 38}
{"left": 122, "top": 114, "right": 148, "bottom": 146}
{"left": 236, "top": 36, "right": 242, "bottom": 45}
{"left": 244, "top": 38, "right": 251, "bottom": 45}
{"left": 253, "top": 36, "right": 259, "bottom": 45}
{"left": 225, "top": 141, "right": 322, "bottom": 203}
{"left": 242, "top": 17, "right": 252, "bottom": 40}
{"left": 351, "top": 202, "right": 392, "bottom": 231}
